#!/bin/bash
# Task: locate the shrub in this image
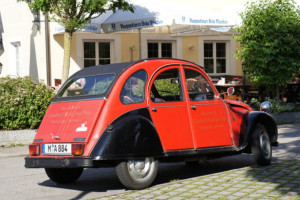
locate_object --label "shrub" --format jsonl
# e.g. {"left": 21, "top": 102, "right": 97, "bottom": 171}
{"left": 0, "top": 76, "right": 55, "bottom": 130}
{"left": 249, "top": 97, "right": 295, "bottom": 114}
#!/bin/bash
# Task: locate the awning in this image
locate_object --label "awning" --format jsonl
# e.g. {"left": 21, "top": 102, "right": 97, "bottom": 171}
{"left": 98, "top": 0, "right": 245, "bottom": 34}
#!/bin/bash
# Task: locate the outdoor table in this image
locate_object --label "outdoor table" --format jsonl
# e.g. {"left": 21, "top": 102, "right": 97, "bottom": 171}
{"left": 214, "top": 83, "right": 250, "bottom": 101}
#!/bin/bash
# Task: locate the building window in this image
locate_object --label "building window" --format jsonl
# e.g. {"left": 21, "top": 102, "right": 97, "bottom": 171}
{"left": 84, "top": 42, "right": 110, "bottom": 67}
{"left": 148, "top": 42, "right": 173, "bottom": 58}
{"left": 204, "top": 42, "right": 226, "bottom": 74}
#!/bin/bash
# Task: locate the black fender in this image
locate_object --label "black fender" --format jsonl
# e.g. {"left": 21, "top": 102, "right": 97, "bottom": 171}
{"left": 239, "top": 111, "right": 278, "bottom": 150}
{"left": 90, "top": 108, "right": 163, "bottom": 160}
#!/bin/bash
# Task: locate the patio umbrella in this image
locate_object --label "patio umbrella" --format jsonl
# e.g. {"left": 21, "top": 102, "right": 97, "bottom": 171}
{"left": 94, "top": 0, "right": 244, "bottom": 59}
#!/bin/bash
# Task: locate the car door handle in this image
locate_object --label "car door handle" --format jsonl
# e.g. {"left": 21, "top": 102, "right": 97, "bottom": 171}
{"left": 191, "top": 105, "right": 196, "bottom": 110}
{"left": 151, "top": 107, "right": 157, "bottom": 112}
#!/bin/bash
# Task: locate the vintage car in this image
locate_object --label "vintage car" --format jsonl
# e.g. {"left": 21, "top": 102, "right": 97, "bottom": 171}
{"left": 25, "top": 58, "right": 278, "bottom": 189}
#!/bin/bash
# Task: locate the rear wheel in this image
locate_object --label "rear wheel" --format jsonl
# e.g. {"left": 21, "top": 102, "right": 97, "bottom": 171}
{"left": 45, "top": 168, "right": 83, "bottom": 184}
{"left": 251, "top": 124, "right": 272, "bottom": 166}
{"left": 116, "top": 157, "right": 158, "bottom": 190}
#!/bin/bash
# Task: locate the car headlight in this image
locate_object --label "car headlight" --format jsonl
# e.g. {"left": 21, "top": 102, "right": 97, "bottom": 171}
{"left": 260, "top": 101, "right": 272, "bottom": 114}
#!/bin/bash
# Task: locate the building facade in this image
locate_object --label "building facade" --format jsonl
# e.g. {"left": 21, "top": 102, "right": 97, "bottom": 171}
{"left": 0, "top": 0, "right": 247, "bottom": 87}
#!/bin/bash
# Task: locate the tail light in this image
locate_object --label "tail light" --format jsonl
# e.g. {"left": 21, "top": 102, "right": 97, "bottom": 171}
{"left": 29, "top": 144, "right": 40, "bottom": 156}
{"left": 72, "top": 143, "right": 84, "bottom": 156}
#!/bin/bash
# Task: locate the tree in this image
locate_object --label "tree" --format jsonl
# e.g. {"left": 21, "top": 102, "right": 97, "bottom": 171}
{"left": 19, "top": 0, "right": 134, "bottom": 83}
{"left": 235, "top": 0, "right": 300, "bottom": 100}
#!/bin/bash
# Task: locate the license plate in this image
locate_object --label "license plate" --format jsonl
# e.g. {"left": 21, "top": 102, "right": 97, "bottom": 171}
{"left": 42, "top": 143, "right": 72, "bottom": 155}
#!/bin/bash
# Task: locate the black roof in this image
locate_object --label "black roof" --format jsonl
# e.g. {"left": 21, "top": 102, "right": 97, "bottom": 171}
{"left": 69, "top": 61, "right": 138, "bottom": 79}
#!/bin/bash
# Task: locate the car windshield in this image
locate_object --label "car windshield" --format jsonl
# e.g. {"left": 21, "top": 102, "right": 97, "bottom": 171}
{"left": 57, "top": 74, "right": 115, "bottom": 97}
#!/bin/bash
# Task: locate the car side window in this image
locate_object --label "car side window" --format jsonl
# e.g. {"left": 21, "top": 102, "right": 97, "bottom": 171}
{"left": 184, "top": 68, "right": 215, "bottom": 101}
{"left": 120, "top": 70, "right": 147, "bottom": 105}
{"left": 150, "top": 68, "right": 183, "bottom": 103}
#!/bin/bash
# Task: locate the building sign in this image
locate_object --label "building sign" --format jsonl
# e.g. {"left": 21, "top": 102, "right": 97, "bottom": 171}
{"left": 53, "top": 23, "right": 101, "bottom": 34}
{"left": 101, "top": 18, "right": 164, "bottom": 33}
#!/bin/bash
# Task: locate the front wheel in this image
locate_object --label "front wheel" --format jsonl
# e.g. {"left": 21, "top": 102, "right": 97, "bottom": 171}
{"left": 45, "top": 168, "right": 83, "bottom": 184}
{"left": 251, "top": 124, "right": 272, "bottom": 166}
{"left": 116, "top": 157, "right": 158, "bottom": 190}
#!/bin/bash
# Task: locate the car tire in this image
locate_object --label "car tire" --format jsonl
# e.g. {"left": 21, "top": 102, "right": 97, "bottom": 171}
{"left": 116, "top": 157, "right": 158, "bottom": 190}
{"left": 45, "top": 168, "right": 83, "bottom": 184}
{"left": 251, "top": 124, "right": 272, "bottom": 166}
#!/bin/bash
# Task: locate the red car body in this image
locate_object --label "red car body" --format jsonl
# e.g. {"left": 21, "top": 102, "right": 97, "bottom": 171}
{"left": 25, "top": 58, "right": 278, "bottom": 189}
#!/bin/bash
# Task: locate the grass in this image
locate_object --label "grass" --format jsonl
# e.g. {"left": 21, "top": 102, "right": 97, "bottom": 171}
{"left": 0, "top": 143, "right": 25, "bottom": 148}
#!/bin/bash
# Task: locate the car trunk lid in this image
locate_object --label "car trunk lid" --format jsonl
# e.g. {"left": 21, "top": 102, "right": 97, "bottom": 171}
{"left": 34, "top": 99, "right": 105, "bottom": 144}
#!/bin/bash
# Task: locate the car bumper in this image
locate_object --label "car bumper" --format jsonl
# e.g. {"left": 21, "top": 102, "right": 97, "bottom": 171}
{"left": 25, "top": 156, "right": 93, "bottom": 168}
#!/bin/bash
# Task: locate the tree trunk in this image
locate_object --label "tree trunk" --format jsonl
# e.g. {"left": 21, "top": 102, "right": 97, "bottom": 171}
{"left": 62, "top": 32, "right": 72, "bottom": 84}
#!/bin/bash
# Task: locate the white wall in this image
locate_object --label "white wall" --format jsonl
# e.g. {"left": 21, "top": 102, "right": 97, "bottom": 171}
{"left": 0, "top": 0, "right": 47, "bottom": 83}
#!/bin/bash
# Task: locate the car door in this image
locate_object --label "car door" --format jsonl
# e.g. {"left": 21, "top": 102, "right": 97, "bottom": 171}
{"left": 148, "top": 66, "right": 195, "bottom": 151}
{"left": 183, "top": 66, "right": 233, "bottom": 148}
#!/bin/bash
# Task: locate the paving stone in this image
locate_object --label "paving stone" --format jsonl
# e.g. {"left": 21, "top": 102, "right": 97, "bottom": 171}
{"left": 240, "top": 188, "right": 255, "bottom": 193}
{"left": 232, "top": 192, "right": 248, "bottom": 196}
{"left": 189, "top": 189, "right": 202, "bottom": 193}
{"left": 220, "top": 183, "right": 233, "bottom": 187}
{"left": 138, "top": 194, "right": 155, "bottom": 199}
{"left": 174, "top": 188, "right": 188, "bottom": 192}
{"left": 209, "top": 194, "right": 225, "bottom": 199}
{"left": 255, "top": 189, "right": 272, "bottom": 194}
{"left": 248, "top": 193, "right": 262, "bottom": 197}
{"left": 126, "top": 193, "right": 141, "bottom": 197}
{"left": 199, "top": 185, "right": 210, "bottom": 189}
{"left": 227, "top": 187, "right": 239, "bottom": 192}
{"left": 154, "top": 195, "right": 170, "bottom": 199}
{"left": 218, "top": 191, "right": 231, "bottom": 195}
{"left": 212, "top": 186, "right": 225, "bottom": 191}
{"left": 184, "top": 184, "right": 196, "bottom": 188}
{"left": 203, "top": 190, "right": 217, "bottom": 194}
{"left": 168, "top": 196, "right": 184, "bottom": 200}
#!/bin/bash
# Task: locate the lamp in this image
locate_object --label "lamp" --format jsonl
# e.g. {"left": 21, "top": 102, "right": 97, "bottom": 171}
{"left": 32, "top": 12, "right": 40, "bottom": 31}
{"left": 188, "top": 45, "right": 195, "bottom": 50}
{"left": 242, "top": 62, "right": 247, "bottom": 102}
{"left": 130, "top": 45, "right": 135, "bottom": 61}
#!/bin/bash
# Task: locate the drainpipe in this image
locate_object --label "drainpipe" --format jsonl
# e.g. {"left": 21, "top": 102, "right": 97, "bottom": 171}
{"left": 138, "top": 28, "right": 142, "bottom": 60}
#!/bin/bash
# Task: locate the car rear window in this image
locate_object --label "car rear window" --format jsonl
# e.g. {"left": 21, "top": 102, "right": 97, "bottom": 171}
{"left": 57, "top": 74, "right": 115, "bottom": 97}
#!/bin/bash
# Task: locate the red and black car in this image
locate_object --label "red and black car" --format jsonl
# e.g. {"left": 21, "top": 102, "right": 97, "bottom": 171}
{"left": 25, "top": 58, "right": 278, "bottom": 189}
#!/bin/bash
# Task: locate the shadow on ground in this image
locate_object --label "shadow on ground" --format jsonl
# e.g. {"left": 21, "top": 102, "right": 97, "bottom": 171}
{"left": 244, "top": 160, "right": 300, "bottom": 197}
{"left": 39, "top": 154, "right": 256, "bottom": 199}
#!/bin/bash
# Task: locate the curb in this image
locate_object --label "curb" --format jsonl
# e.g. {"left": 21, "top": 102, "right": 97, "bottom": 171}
{"left": 0, "top": 129, "right": 36, "bottom": 145}
{"left": 271, "top": 111, "right": 300, "bottom": 124}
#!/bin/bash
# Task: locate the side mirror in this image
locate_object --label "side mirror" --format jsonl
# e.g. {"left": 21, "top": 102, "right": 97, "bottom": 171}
{"left": 227, "top": 87, "right": 235, "bottom": 96}
{"left": 260, "top": 101, "right": 272, "bottom": 114}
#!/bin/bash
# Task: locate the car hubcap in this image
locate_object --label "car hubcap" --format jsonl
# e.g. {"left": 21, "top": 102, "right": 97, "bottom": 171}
{"left": 259, "top": 131, "right": 271, "bottom": 158}
{"left": 128, "top": 158, "right": 152, "bottom": 179}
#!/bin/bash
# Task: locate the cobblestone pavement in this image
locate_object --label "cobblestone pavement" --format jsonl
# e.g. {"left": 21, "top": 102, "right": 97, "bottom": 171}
{"left": 100, "top": 160, "right": 300, "bottom": 200}
{"left": 97, "top": 123, "right": 300, "bottom": 200}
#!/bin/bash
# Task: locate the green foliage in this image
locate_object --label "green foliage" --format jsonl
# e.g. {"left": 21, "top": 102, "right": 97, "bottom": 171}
{"left": 0, "top": 76, "right": 55, "bottom": 130}
{"left": 153, "top": 79, "right": 181, "bottom": 97}
{"left": 250, "top": 97, "right": 295, "bottom": 114}
{"left": 235, "top": 0, "right": 300, "bottom": 86}
{"left": 18, "top": 0, "right": 134, "bottom": 33}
